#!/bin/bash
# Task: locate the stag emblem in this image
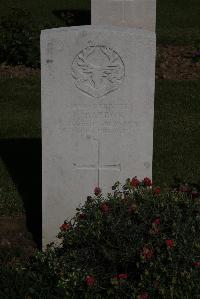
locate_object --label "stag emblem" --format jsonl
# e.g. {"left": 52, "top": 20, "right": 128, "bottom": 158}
{"left": 71, "top": 45, "right": 125, "bottom": 98}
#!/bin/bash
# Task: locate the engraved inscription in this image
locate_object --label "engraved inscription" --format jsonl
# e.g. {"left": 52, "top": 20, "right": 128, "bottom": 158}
{"left": 68, "top": 103, "right": 134, "bottom": 134}
{"left": 52, "top": 103, "right": 135, "bottom": 135}
{"left": 72, "top": 45, "right": 125, "bottom": 98}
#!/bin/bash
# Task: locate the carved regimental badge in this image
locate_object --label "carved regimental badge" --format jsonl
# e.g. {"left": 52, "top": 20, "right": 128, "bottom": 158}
{"left": 72, "top": 45, "right": 125, "bottom": 98}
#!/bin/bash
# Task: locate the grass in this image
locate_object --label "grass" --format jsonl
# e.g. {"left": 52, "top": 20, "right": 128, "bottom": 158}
{"left": 0, "top": 0, "right": 90, "bottom": 29}
{"left": 0, "top": 77, "right": 41, "bottom": 216}
{"left": 153, "top": 80, "right": 200, "bottom": 187}
{"left": 156, "top": 0, "right": 200, "bottom": 44}
{"left": 0, "top": 77, "right": 40, "bottom": 139}
{"left": 0, "top": 161, "right": 23, "bottom": 216}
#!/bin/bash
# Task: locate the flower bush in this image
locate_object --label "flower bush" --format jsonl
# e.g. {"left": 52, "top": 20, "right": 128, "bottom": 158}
{"left": 31, "top": 178, "right": 200, "bottom": 298}
{"left": 1, "top": 177, "right": 200, "bottom": 298}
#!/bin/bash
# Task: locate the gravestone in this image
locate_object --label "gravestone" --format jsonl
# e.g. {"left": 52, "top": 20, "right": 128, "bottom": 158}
{"left": 41, "top": 26, "right": 156, "bottom": 246}
{"left": 91, "top": 0, "right": 156, "bottom": 32}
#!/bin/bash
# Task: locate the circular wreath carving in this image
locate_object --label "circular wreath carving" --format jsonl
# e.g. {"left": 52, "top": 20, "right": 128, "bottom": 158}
{"left": 72, "top": 45, "right": 125, "bottom": 98}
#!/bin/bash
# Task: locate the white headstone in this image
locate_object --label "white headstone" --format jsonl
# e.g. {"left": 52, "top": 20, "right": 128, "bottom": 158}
{"left": 91, "top": 0, "right": 156, "bottom": 32}
{"left": 41, "top": 26, "right": 156, "bottom": 246}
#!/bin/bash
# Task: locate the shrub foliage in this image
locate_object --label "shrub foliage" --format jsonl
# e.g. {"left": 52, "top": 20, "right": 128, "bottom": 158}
{"left": 0, "top": 9, "right": 40, "bottom": 68}
{"left": 1, "top": 178, "right": 200, "bottom": 298}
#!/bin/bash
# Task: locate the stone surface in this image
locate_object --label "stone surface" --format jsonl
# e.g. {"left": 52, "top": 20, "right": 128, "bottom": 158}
{"left": 41, "top": 25, "right": 156, "bottom": 246}
{"left": 91, "top": 0, "right": 156, "bottom": 32}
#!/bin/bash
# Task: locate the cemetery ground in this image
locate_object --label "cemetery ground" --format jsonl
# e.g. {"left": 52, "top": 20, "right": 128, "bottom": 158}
{"left": 1, "top": 57, "right": 200, "bottom": 267}
{"left": 0, "top": 0, "right": 200, "bottom": 287}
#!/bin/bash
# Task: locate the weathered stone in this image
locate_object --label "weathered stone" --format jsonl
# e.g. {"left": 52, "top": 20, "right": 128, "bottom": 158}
{"left": 91, "top": 0, "right": 156, "bottom": 32}
{"left": 41, "top": 26, "right": 156, "bottom": 246}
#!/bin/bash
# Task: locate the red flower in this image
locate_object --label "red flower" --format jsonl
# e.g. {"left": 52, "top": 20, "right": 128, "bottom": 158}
{"left": 86, "top": 275, "right": 95, "bottom": 286}
{"left": 139, "top": 292, "right": 149, "bottom": 299}
{"left": 154, "top": 187, "right": 161, "bottom": 195}
{"left": 100, "top": 202, "right": 110, "bottom": 214}
{"left": 165, "top": 239, "right": 174, "bottom": 248}
{"left": 191, "top": 190, "right": 199, "bottom": 199}
{"left": 60, "top": 222, "right": 71, "bottom": 231}
{"left": 143, "top": 177, "right": 152, "bottom": 187}
{"left": 79, "top": 213, "right": 87, "bottom": 220}
{"left": 153, "top": 218, "right": 161, "bottom": 226}
{"left": 94, "top": 186, "right": 101, "bottom": 196}
{"left": 141, "top": 246, "right": 154, "bottom": 260}
{"left": 179, "top": 185, "right": 188, "bottom": 193}
{"left": 193, "top": 262, "right": 200, "bottom": 266}
{"left": 131, "top": 177, "right": 140, "bottom": 187}
{"left": 150, "top": 219, "right": 160, "bottom": 235}
{"left": 111, "top": 273, "right": 128, "bottom": 286}
{"left": 118, "top": 273, "right": 128, "bottom": 279}
{"left": 112, "top": 273, "right": 128, "bottom": 280}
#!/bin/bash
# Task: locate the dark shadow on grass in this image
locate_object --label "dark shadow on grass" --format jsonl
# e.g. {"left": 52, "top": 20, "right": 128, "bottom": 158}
{"left": 53, "top": 9, "right": 91, "bottom": 26}
{"left": 0, "top": 138, "right": 41, "bottom": 249}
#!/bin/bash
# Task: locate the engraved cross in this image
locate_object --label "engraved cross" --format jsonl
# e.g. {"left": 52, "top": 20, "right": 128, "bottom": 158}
{"left": 73, "top": 139, "right": 121, "bottom": 187}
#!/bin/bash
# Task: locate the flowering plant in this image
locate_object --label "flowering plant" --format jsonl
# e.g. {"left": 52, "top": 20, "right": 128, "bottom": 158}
{"left": 7, "top": 177, "right": 200, "bottom": 298}
{"left": 50, "top": 177, "right": 200, "bottom": 298}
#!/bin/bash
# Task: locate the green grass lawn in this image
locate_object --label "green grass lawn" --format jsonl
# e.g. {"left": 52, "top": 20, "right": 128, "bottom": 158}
{"left": 156, "top": 0, "right": 200, "bottom": 44}
{"left": 0, "top": 77, "right": 40, "bottom": 139}
{"left": 153, "top": 80, "right": 200, "bottom": 186}
{"left": 0, "top": 0, "right": 90, "bottom": 29}
{"left": 0, "top": 77, "right": 40, "bottom": 216}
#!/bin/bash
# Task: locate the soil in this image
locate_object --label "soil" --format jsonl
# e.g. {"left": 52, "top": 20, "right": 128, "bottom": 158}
{"left": 1, "top": 44, "right": 200, "bottom": 262}
{"left": 0, "top": 64, "right": 40, "bottom": 79}
{"left": 156, "top": 45, "right": 200, "bottom": 80}
{"left": 0, "top": 45, "right": 200, "bottom": 80}
{"left": 0, "top": 216, "right": 37, "bottom": 264}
